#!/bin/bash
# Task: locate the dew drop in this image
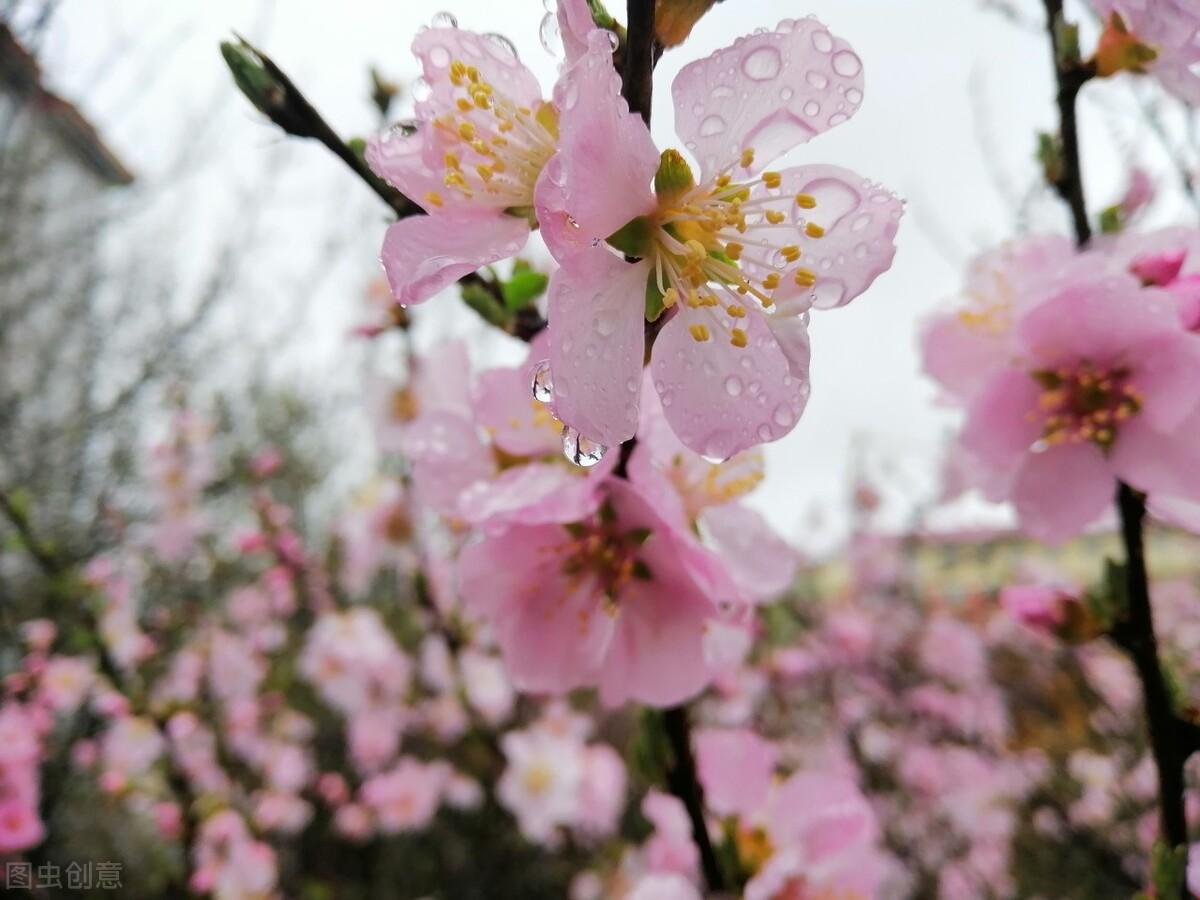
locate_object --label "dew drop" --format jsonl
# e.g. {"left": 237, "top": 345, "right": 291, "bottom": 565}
{"left": 803, "top": 100, "right": 820, "bottom": 117}
{"left": 805, "top": 71, "right": 829, "bottom": 90}
{"left": 562, "top": 426, "right": 607, "bottom": 467}
{"left": 539, "top": 12, "right": 562, "bottom": 55}
{"left": 811, "top": 30, "right": 833, "bottom": 53}
{"left": 772, "top": 405, "right": 794, "bottom": 427}
{"left": 723, "top": 375, "right": 744, "bottom": 397}
{"left": 846, "top": 87, "right": 863, "bottom": 105}
{"left": 429, "top": 45, "right": 451, "bottom": 68}
{"left": 431, "top": 11, "right": 458, "bottom": 28}
{"left": 411, "top": 77, "right": 432, "bottom": 103}
{"left": 531, "top": 360, "right": 554, "bottom": 402}
{"left": 741, "top": 46, "right": 783, "bottom": 81}
{"left": 606, "top": 30, "right": 620, "bottom": 51}
{"left": 832, "top": 50, "right": 862, "bottom": 77}
{"left": 699, "top": 114, "right": 727, "bottom": 137}
{"left": 757, "top": 423, "right": 773, "bottom": 441}
{"left": 562, "top": 81, "right": 580, "bottom": 110}
{"left": 593, "top": 311, "right": 616, "bottom": 337}
{"left": 780, "top": 87, "right": 794, "bottom": 101}
{"left": 482, "top": 32, "right": 519, "bottom": 62}
{"left": 711, "top": 85, "right": 735, "bottom": 100}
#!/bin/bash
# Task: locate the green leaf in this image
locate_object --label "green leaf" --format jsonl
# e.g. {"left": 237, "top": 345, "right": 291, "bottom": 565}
{"left": 460, "top": 281, "right": 512, "bottom": 329}
{"left": 645, "top": 272, "right": 667, "bottom": 323}
{"left": 607, "top": 216, "right": 653, "bottom": 258}
{"left": 501, "top": 268, "right": 549, "bottom": 310}
{"left": 1149, "top": 840, "right": 1187, "bottom": 899}
{"left": 1099, "top": 204, "right": 1124, "bottom": 235}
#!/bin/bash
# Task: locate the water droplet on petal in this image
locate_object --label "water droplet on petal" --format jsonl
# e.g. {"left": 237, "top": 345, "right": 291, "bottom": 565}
{"left": 482, "top": 33, "right": 519, "bottom": 61}
{"left": 539, "top": 12, "right": 562, "bottom": 55}
{"left": 429, "top": 45, "right": 451, "bottom": 68}
{"left": 811, "top": 30, "right": 833, "bottom": 53}
{"left": 832, "top": 50, "right": 862, "bottom": 77}
{"left": 772, "top": 405, "right": 794, "bottom": 428}
{"left": 741, "top": 46, "right": 782, "bottom": 81}
{"left": 593, "top": 311, "right": 616, "bottom": 337}
{"left": 723, "top": 376, "right": 744, "bottom": 397}
{"left": 431, "top": 11, "right": 458, "bottom": 28}
{"left": 531, "top": 360, "right": 554, "bottom": 402}
{"left": 606, "top": 30, "right": 620, "bottom": 51}
{"left": 411, "top": 77, "right": 432, "bottom": 103}
{"left": 562, "top": 426, "right": 606, "bottom": 467}
{"left": 806, "top": 70, "right": 829, "bottom": 89}
{"left": 803, "top": 100, "right": 820, "bottom": 117}
{"left": 846, "top": 87, "right": 863, "bottom": 105}
{"left": 699, "top": 114, "right": 727, "bottom": 137}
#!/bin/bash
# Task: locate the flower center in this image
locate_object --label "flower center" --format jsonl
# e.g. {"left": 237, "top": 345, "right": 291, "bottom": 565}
{"left": 560, "top": 513, "right": 653, "bottom": 605}
{"left": 424, "top": 60, "right": 558, "bottom": 211}
{"left": 1032, "top": 362, "right": 1142, "bottom": 450}
{"left": 522, "top": 762, "right": 555, "bottom": 796}
{"left": 638, "top": 149, "right": 824, "bottom": 347}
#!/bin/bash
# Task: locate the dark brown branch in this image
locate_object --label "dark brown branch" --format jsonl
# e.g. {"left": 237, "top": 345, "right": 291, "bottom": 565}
{"left": 661, "top": 705, "right": 727, "bottom": 892}
{"left": 1042, "top": 0, "right": 1093, "bottom": 245}
{"left": 1114, "top": 484, "right": 1189, "bottom": 851}
{"left": 622, "top": 0, "right": 656, "bottom": 125}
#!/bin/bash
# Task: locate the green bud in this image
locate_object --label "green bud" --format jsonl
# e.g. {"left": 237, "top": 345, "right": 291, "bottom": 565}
{"left": 1098, "top": 204, "right": 1124, "bottom": 235}
{"left": 460, "top": 279, "right": 512, "bottom": 329}
{"left": 1037, "top": 131, "right": 1064, "bottom": 186}
{"left": 501, "top": 267, "right": 550, "bottom": 311}
{"left": 655, "top": 148, "right": 696, "bottom": 202}
{"left": 220, "top": 40, "right": 283, "bottom": 118}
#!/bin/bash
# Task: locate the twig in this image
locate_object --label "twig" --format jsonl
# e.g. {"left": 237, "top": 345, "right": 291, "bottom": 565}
{"left": 661, "top": 705, "right": 726, "bottom": 891}
{"left": 0, "top": 488, "right": 63, "bottom": 575}
{"left": 1041, "top": 0, "right": 1192, "bottom": 870}
{"left": 621, "top": 0, "right": 656, "bottom": 125}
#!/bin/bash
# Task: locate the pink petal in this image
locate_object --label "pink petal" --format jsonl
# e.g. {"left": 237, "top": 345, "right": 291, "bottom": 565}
{"left": 412, "top": 339, "right": 474, "bottom": 420}
{"left": 1111, "top": 412, "right": 1200, "bottom": 501}
{"left": 699, "top": 503, "right": 796, "bottom": 604}
{"left": 556, "top": 0, "right": 598, "bottom": 65}
{"left": 1016, "top": 276, "right": 1182, "bottom": 367}
{"left": 651, "top": 307, "right": 808, "bottom": 458}
{"left": 1129, "top": 332, "right": 1200, "bottom": 431}
{"left": 546, "top": 251, "right": 648, "bottom": 447}
{"left": 472, "top": 367, "right": 562, "bottom": 458}
{"left": 536, "top": 31, "right": 658, "bottom": 262}
{"left": 672, "top": 18, "right": 865, "bottom": 181}
{"left": 366, "top": 126, "right": 453, "bottom": 215}
{"left": 412, "top": 27, "right": 543, "bottom": 114}
{"left": 1012, "top": 443, "right": 1113, "bottom": 543}
{"left": 404, "top": 412, "right": 495, "bottom": 517}
{"left": 380, "top": 212, "right": 529, "bottom": 305}
{"left": 457, "top": 462, "right": 602, "bottom": 532}
{"left": 921, "top": 310, "right": 1015, "bottom": 403}
{"left": 695, "top": 728, "right": 778, "bottom": 818}
{"left": 459, "top": 525, "right": 614, "bottom": 693}
{"left": 736, "top": 165, "right": 902, "bottom": 311}
{"left": 961, "top": 370, "right": 1042, "bottom": 470}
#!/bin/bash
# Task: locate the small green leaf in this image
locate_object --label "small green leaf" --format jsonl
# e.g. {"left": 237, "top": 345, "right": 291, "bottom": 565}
{"left": 645, "top": 273, "right": 667, "bottom": 322}
{"left": 460, "top": 281, "right": 512, "bottom": 328}
{"left": 1099, "top": 204, "right": 1124, "bottom": 234}
{"left": 501, "top": 269, "right": 549, "bottom": 310}
{"left": 607, "top": 216, "right": 653, "bottom": 258}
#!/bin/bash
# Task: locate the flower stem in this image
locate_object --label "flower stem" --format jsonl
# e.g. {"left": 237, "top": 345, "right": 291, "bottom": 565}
{"left": 661, "top": 704, "right": 727, "bottom": 891}
{"left": 1040, "top": 0, "right": 1193, "bottom": 872}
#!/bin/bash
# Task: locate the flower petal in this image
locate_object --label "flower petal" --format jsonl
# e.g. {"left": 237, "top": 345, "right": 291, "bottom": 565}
{"left": 404, "top": 412, "right": 495, "bottom": 518}
{"left": 366, "top": 126, "right": 453, "bottom": 215}
{"left": 1012, "top": 443, "right": 1113, "bottom": 543}
{"left": 1111, "top": 412, "right": 1200, "bottom": 501}
{"left": 459, "top": 526, "right": 614, "bottom": 694}
{"left": 556, "top": 0, "right": 598, "bottom": 65}
{"left": 472, "top": 366, "right": 562, "bottom": 458}
{"left": 536, "top": 31, "right": 658, "bottom": 262}
{"left": 546, "top": 251, "right": 648, "bottom": 447}
{"left": 699, "top": 503, "right": 797, "bottom": 604}
{"left": 412, "top": 27, "right": 543, "bottom": 114}
{"left": 672, "top": 18, "right": 865, "bottom": 180}
{"left": 961, "top": 369, "right": 1042, "bottom": 470}
{"left": 736, "top": 165, "right": 903, "bottom": 312}
{"left": 380, "top": 211, "right": 529, "bottom": 305}
{"left": 457, "top": 463, "right": 602, "bottom": 532}
{"left": 650, "top": 306, "right": 809, "bottom": 458}
{"left": 1129, "top": 332, "right": 1200, "bottom": 431}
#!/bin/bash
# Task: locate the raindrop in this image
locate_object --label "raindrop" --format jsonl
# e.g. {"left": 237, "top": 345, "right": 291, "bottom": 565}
{"left": 562, "top": 426, "right": 607, "bottom": 467}
{"left": 411, "top": 77, "right": 432, "bottom": 103}
{"left": 698, "top": 114, "right": 727, "bottom": 137}
{"left": 803, "top": 100, "right": 820, "bottom": 117}
{"left": 846, "top": 87, "right": 863, "bottom": 105}
{"left": 757, "top": 423, "right": 773, "bottom": 441}
{"left": 780, "top": 87, "right": 794, "bottom": 101}
{"left": 741, "top": 46, "right": 783, "bottom": 81}
{"left": 702, "top": 453, "right": 727, "bottom": 465}
{"left": 811, "top": 30, "right": 833, "bottom": 53}
{"left": 562, "top": 81, "right": 580, "bottom": 110}
{"left": 539, "top": 12, "right": 562, "bottom": 55}
{"left": 832, "top": 50, "right": 862, "bottom": 77}
{"left": 605, "top": 30, "right": 620, "bottom": 51}
{"left": 593, "top": 311, "right": 616, "bottom": 337}
{"left": 431, "top": 11, "right": 458, "bottom": 28}
{"left": 389, "top": 119, "right": 420, "bottom": 139}
{"left": 483, "top": 32, "right": 519, "bottom": 61}
{"left": 805, "top": 70, "right": 829, "bottom": 89}
{"left": 542, "top": 0, "right": 556, "bottom": 11}
{"left": 531, "top": 360, "right": 554, "bottom": 402}
{"left": 723, "top": 375, "right": 744, "bottom": 397}
{"left": 772, "top": 405, "right": 794, "bottom": 427}
{"left": 429, "top": 46, "right": 451, "bottom": 68}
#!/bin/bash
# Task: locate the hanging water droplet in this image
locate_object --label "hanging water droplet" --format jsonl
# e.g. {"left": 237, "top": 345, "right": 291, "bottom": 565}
{"left": 701, "top": 453, "right": 727, "bottom": 465}
{"left": 411, "top": 77, "right": 432, "bottom": 103}
{"left": 531, "top": 360, "right": 554, "bottom": 402}
{"left": 431, "top": 11, "right": 458, "bottom": 28}
{"left": 562, "top": 426, "right": 606, "bottom": 467}
{"left": 483, "top": 32, "right": 519, "bottom": 61}
{"left": 542, "top": 0, "right": 557, "bottom": 11}
{"left": 388, "top": 119, "right": 420, "bottom": 140}
{"left": 539, "top": 12, "right": 562, "bottom": 55}
{"left": 605, "top": 30, "right": 620, "bottom": 51}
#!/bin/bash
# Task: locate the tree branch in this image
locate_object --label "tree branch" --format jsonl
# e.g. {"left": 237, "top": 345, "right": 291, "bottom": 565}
{"left": 1042, "top": 0, "right": 1093, "bottom": 245}
{"left": 661, "top": 705, "right": 727, "bottom": 892}
{"left": 621, "top": 0, "right": 656, "bottom": 125}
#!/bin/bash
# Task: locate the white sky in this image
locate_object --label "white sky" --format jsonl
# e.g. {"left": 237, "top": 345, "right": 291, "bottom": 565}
{"left": 19, "top": 0, "right": 1198, "bottom": 552}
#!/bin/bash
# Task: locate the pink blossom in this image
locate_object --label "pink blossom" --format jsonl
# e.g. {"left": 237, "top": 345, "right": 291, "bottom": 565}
{"left": 536, "top": 21, "right": 901, "bottom": 457}
{"left": 575, "top": 743, "right": 627, "bottom": 838}
{"left": 360, "top": 757, "right": 445, "bottom": 833}
{"left": 1091, "top": 0, "right": 1200, "bottom": 104}
{"left": 999, "top": 583, "right": 1075, "bottom": 632}
{"left": 959, "top": 273, "right": 1200, "bottom": 541}
{"left": 497, "top": 727, "right": 584, "bottom": 846}
{"left": 626, "top": 874, "right": 703, "bottom": 900}
{"left": 459, "top": 649, "right": 515, "bottom": 726}
{"left": 695, "top": 727, "right": 777, "bottom": 818}
{"left": 460, "top": 477, "right": 736, "bottom": 707}
{"left": 334, "top": 803, "right": 374, "bottom": 842}
{"left": 365, "top": 3, "right": 595, "bottom": 306}
{"left": 641, "top": 790, "right": 699, "bottom": 879}
{"left": 0, "top": 800, "right": 43, "bottom": 853}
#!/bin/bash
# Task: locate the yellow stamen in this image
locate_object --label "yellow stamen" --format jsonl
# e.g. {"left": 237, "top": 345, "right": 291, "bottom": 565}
{"left": 739, "top": 148, "right": 755, "bottom": 168}
{"left": 765, "top": 209, "right": 786, "bottom": 225}
{"left": 780, "top": 245, "right": 801, "bottom": 263}
{"left": 730, "top": 328, "right": 748, "bottom": 348}
{"left": 724, "top": 242, "right": 743, "bottom": 261}
{"left": 424, "top": 191, "right": 444, "bottom": 208}
{"left": 805, "top": 222, "right": 825, "bottom": 239}
{"left": 794, "top": 268, "right": 817, "bottom": 287}
{"left": 795, "top": 193, "right": 817, "bottom": 209}
{"left": 762, "top": 273, "right": 781, "bottom": 290}
{"left": 689, "top": 323, "right": 711, "bottom": 342}
{"left": 762, "top": 171, "right": 782, "bottom": 189}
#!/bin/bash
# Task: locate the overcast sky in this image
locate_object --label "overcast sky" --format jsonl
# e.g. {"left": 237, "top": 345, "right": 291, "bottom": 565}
{"left": 17, "top": 0, "right": 1197, "bottom": 551}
